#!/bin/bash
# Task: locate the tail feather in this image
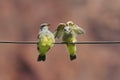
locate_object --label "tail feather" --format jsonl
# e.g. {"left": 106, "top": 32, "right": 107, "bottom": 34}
{"left": 70, "top": 55, "right": 76, "bottom": 60}
{"left": 37, "top": 55, "right": 46, "bottom": 61}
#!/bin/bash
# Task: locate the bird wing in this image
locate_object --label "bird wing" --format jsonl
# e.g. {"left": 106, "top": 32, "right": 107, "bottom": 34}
{"left": 66, "top": 21, "right": 85, "bottom": 35}
{"left": 73, "top": 24, "right": 85, "bottom": 35}
{"left": 54, "top": 23, "right": 66, "bottom": 39}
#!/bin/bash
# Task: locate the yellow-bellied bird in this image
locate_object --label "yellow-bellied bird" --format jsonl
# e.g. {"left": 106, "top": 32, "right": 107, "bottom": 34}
{"left": 62, "top": 26, "right": 77, "bottom": 60}
{"left": 37, "top": 23, "right": 55, "bottom": 61}
{"left": 66, "top": 21, "right": 85, "bottom": 35}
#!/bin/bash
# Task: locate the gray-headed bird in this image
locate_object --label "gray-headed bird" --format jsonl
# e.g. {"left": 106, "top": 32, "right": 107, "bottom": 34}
{"left": 54, "top": 23, "right": 66, "bottom": 39}
{"left": 67, "top": 21, "right": 85, "bottom": 35}
{"left": 62, "top": 26, "right": 77, "bottom": 60}
{"left": 37, "top": 23, "right": 55, "bottom": 61}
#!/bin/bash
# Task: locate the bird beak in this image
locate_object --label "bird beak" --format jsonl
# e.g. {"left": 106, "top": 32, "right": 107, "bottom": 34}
{"left": 47, "top": 24, "right": 51, "bottom": 27}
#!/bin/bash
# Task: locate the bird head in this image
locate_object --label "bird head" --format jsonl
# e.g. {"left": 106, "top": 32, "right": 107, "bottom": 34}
{"left": 64, "top": 26, "right": 72, "bottom": 34}
{"left": 40, "top": 23, "right": 50, "bottom": 31}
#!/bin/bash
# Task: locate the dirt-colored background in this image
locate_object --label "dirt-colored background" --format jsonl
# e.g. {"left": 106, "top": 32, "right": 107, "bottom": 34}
{"left": 0, "top": 0, "right": 120, "bottom": 80}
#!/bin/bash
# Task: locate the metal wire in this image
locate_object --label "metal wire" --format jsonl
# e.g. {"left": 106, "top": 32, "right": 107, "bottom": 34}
{"left": 0, "top": 41, "right": 120, "bottom": 44}
{"left": 0, "top": 41, "right": 37, "bottom": 44}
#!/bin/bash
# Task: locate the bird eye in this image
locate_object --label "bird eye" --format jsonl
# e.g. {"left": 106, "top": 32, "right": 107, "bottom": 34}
{"left": 64, "top": 29, "right": 67, "bottom": 31}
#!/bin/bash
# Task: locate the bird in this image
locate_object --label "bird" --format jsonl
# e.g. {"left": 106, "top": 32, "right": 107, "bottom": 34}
{"left": 62, "top": 26, "right": 77, "bottom": 60}
{"left": 37, "top": 23, "right": 55, "bottom": 61}
{"left": 66, "top": 21, "right": 85, "bottom": 35}
{"left": 54, "top": 23, "right": 66, "bottom": 39}
{"left": 54, "top": 21, "right": 85, "bottom": 60}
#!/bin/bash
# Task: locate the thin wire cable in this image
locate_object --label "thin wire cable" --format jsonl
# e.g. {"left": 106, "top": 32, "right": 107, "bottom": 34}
{"left": 0, "top": 41, "right": 37, "bottom": 44}
{"left": 0, "top": 41, "right": 120, "bottom": 44}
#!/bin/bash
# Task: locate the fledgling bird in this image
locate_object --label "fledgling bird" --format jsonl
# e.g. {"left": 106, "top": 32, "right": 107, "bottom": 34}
{"left": 66, "top": 21, "right": 85, "bottom": 35}
{"left": 37, "top": 23, "right": 55, "bottom": 61}
{"left": 54, "top": 23, "right": 66, "bottom": 39}
{"left": 62, "top": 26, "right": 77, "bottom": 60}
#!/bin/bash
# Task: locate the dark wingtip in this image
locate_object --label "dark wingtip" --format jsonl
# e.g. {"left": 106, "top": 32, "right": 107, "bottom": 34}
{"left": 37, "top": 55, "right": 46, "bottom": 61}
{"left": 70, "top": 55, "right": 76, "bottom": 60}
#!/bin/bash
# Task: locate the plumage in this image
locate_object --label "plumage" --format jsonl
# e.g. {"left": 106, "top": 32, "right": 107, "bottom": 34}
{"left": 54, "top": 23, "right": 66, "bottom": 39}
{"left": 37, "top": 23, "right": 55, "bottom": 61}
{"left": 67, "top": 21, "right": 85, "bottom": 35}
{"left": 54, "top": 21, "right": 85, "bottom": 60}
{"left": 62, "top": 26, "right": 77, "bottom": 60}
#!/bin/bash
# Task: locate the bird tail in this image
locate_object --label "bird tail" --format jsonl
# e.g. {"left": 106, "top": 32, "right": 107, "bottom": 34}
{"left": 37, "top": 55, "right": 46, "bottom": 61}
{"left": 66, "top": 44, "right": 76, "bottom": 60}
{"left": 70, "top": 54, "right": 76, "bottom": 60}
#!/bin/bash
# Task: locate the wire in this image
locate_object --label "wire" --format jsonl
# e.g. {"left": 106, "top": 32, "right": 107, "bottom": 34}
{"left": 0, "top": 41, "right": 120, "bottom": 44}
{"left": 0, "top": 41, "right": 37, "bottom": 44}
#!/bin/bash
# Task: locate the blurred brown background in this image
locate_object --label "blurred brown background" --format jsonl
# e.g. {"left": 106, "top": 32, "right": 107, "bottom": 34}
{"left": 0, "top": 0, "right": 120, "bottom": 80}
